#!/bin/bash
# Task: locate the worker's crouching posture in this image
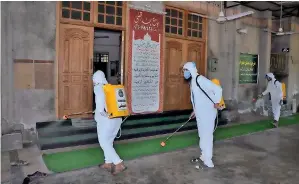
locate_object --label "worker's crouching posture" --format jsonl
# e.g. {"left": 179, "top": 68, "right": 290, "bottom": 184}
{"left": 93, "top": 70, "right": 127, "bottom": 175}
{"left": 183, "top": 62, "right": 223, "bottom": 168}
{"left": 258, "top": 73, "right": 283, "bottom": 127}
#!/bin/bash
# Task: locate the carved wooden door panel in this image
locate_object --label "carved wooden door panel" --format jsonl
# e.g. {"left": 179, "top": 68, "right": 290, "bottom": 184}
{"left": 58, "top": 24, "right": 94, "bottom": 118}
{"left": 164, "top": 38, "right": 190, "bottom": 111}
{"left": 164, "top": 39, "right": 183, "bottom": 111}
{"left": 180, "top": 41, "right": 205, "bottom": 110}
{"left": 187, "top": 42, "right": 205, "bottom": 76}
{"left": 163, "top": 38, "right": 206, "bottom": 112}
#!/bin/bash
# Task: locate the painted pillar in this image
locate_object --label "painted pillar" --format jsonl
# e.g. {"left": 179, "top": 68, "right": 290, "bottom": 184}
{"left": 288, "top": 17, "right": 299, "bottom": 101}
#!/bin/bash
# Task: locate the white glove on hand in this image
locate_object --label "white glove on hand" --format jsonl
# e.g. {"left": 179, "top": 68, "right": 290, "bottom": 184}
{"left": 100, "top": 112, "right": 108, "bottom": 117}
{"left": 189, "top": 111, "right": 195, "bottom": 119}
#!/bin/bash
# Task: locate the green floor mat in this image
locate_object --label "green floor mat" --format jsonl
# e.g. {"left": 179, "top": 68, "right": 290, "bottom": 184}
{"left": 43, "top": 114, "right": 299, "bottom": 173}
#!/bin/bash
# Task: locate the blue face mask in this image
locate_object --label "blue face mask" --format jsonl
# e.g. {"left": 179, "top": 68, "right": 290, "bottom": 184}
{"left": 184, "top": 70, "right": 191, "bottom": 80}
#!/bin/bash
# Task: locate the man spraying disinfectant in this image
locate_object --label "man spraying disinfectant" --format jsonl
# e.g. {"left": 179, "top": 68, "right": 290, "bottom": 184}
{"left": 182, "top": 62, "right": 223, "bottom": 168}
{"left": 258, "top": 73, "right": 283, "bottom": 128}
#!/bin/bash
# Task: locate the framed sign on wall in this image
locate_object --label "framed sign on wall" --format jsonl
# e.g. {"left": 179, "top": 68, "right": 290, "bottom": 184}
{"left": 239, "top": 53, "right": 259, "bottom": 84}
{"left": 127, "top": 8, "right": 164, "bottom": 114}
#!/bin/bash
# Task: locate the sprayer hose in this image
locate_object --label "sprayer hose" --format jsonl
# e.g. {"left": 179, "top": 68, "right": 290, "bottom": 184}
{"left": 214, "top": 110, "right": 219, "bottom": 133}
{"left": 116, "top": 113, "right": 219, "bottom": 139}
{"left": 116, "top": 116, "right": 130, "bottom": 139}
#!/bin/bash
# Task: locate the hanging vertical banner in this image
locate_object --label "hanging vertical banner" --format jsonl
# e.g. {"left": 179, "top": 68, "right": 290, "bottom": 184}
{"left": 127, "top": 9, "right": 164, "bottom": 114}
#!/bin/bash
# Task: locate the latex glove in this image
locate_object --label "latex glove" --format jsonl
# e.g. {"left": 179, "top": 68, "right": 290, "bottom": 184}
{"left": 189, "top": 111, "right": 195, "bottom": 119}
{"left": 214, "top": 103, "right": 221, "bottom": 110}
{"left": 100, "top": 112, "right": 109, "bottom": 117}
{"left": 257, "top": 94, "right": 263, "bottom": 99}
{"left": 218, "top": 104, "right": 224, "bottom": 110}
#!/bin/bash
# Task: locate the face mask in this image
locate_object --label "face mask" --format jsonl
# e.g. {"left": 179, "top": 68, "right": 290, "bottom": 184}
{"left": 266, "top": 77, "right": 271, "bottom": 82}
{"left": 184, "top": 70, "right": 191, "bottom": 80}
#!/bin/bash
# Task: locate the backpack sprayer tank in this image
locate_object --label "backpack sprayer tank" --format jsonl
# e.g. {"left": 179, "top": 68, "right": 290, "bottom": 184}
{"left": 103, "top": 84, "right": 130, "bottom": 118}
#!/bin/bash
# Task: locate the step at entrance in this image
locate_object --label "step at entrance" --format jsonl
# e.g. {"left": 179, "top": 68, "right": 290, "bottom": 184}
{"left": 36, "top": 110, "right": 228, "bottom": 150}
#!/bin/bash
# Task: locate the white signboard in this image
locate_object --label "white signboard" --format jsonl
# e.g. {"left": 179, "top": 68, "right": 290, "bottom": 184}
{"left": 115, "top": 88, "right": 128, "bottom": 111}
{"left": 131, "top": 32, "right": 161, "bottom": 113}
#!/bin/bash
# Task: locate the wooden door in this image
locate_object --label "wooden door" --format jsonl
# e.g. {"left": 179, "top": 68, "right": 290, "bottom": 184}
{"left": 182, "top": 41, "right": 205, "bottom": 110}
{"left": 187, "top": 42, "right": 205, "bottom": 75}
{"left": 58, "top": 24, "right": 94, "bottom": 118}
{"left": 164, "top": 38, "right": 184, "bottom": 111}
{"left": 164, "top": 37, "right": 205, "bottom": 111}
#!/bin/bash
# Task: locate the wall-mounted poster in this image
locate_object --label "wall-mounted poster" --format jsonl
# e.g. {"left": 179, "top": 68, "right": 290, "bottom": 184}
{"left": 127, "top": 9, "right": 164, "bottom": 114}
{"left": 239, "top": 53, "right": 259, "bottom": 84}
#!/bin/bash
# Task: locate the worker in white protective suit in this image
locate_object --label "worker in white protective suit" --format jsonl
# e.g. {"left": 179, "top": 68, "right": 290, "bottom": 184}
{"left": 183, "top": 62, "right": 222, "bottom": 168}
{"left": 258, "top": 73, "right": 283, "bottom": 127}
{"left": 93, "top": 70, "right": 127, "bottom": 175}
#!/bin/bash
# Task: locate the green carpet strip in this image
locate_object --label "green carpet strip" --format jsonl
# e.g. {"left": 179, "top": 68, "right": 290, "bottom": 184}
{"left": 43, "top": 114, "right": 299, "bottom": 173}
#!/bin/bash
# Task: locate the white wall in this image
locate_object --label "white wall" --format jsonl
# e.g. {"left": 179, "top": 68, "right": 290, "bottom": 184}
{"left": 1, "top": 2, "right": 56, "bottom": 130}
{"left": 288, "top": 28, "right": 299, "bottom": 101}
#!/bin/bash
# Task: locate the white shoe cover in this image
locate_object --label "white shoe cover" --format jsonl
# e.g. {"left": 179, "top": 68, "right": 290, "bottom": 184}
{"left": 203, "top": 160, "right": 214, "bottom": 168}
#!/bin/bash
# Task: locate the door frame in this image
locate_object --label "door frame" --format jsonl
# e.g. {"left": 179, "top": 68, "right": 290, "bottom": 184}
{"left": 55, "top": 2, "right": 128, "bottom": 118}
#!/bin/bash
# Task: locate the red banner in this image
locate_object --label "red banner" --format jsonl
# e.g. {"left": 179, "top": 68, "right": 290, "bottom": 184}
{"left": 127, "top": 9, "right": 164, "bottom": 114}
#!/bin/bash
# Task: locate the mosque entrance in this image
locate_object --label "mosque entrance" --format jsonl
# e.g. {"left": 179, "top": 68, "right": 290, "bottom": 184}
{"left": 92, "top": 29, "right": 122, "bottom": 109}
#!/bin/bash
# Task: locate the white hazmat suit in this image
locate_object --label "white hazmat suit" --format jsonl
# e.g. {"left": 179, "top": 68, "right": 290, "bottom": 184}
{"left": 93, "top": 70, "right": 123, "bottom": 165}
{"left": 261, "top": 73, "right": 283, "bottom": 122}
{"left": 183, "top": 62, "right": 222, "bottom": 168}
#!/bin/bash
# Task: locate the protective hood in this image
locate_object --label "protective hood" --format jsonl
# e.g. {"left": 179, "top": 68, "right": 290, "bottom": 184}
{"left": 93, "top": 70, "right": 108, "bottom": 86}
{"left": 183, "top": 62, "right": 198, "bottom": 78}
{"left": 266, "top": 73, "right": 276, "bottom": 81}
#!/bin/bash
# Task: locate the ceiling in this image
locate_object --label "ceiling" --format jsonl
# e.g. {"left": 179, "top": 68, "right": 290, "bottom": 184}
{"left": 225, "top": 1, "right": 299, "bottom": 19}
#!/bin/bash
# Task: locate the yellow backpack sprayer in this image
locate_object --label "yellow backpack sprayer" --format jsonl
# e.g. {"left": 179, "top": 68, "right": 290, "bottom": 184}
{"left": 211, "top": 79, "right": 226, "bottom": 109}
{"left": 160, "top": 77, "right": 225, "bottom": 147}
{"left": 103, "top": 84, "right": 130, "bottom": 138}
{"left": 102, "top": 84, "right": 130, "bottom": 118}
